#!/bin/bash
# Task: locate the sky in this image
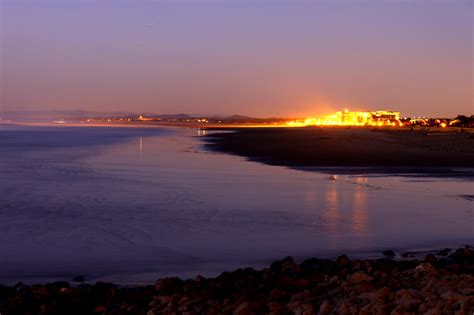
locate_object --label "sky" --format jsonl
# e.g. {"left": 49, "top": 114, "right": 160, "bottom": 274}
{"left": 1, "top": 0, "right": 472, "bottom": 117}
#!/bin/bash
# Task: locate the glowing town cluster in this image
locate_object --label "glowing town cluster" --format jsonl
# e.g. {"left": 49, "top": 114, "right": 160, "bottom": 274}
{"left": 286, "top": 110, "right": 402, "bottom": 127}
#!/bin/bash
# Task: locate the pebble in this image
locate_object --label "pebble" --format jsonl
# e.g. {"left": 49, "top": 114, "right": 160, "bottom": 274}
{"left": 1, "top": 247, "right": 473, "bottom": 315}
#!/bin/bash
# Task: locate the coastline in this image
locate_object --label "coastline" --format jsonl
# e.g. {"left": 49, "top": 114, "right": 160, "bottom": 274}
{"left": 1, "top": 246, "right": 473, "bottom": 314}
{"left": 1, "top": 124, "right": 473, "bottom": 313}
{"left": 202, "top": 127, "right": 474, "bottom": 176}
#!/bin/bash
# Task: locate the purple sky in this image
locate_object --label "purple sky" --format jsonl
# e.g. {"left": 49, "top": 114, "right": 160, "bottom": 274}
{"left": 1, "top": 0, "right": 472, "bottom": 117}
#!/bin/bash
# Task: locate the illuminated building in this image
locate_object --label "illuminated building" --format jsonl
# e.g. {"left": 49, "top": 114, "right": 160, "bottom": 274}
{"left": 138, "top": 115, "right": 161, "bottom": 122}
{"left": 286, "top": 110, "right": 401, "bottom": 127}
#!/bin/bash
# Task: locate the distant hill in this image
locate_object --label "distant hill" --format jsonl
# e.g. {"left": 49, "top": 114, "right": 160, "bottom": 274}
{"left": 1, "top": 110, "right": 134, "bottom": 122}
{"left": 150, "top": 113, "right": 191, "bottom": 120}
{"left": 0, "top": 110, "right": 287, "bottom": 123}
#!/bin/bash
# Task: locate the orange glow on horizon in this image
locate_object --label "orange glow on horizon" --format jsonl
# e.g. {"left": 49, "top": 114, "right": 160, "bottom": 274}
{"left": 286, "top": 109, "right": 401, "bottom": 127}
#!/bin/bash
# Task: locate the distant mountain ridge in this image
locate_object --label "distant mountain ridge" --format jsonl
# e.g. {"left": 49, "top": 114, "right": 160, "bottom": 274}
{"left": 1, "top": 110, "right": 134, "bottom": 121}
{"left": 0, "top": 110, "right": 270, "bottom": 122}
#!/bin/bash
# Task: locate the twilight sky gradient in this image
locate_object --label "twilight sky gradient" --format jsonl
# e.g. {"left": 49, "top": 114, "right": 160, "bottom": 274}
{"left": 1, "top": 0, "right": 473, "bottom": 117}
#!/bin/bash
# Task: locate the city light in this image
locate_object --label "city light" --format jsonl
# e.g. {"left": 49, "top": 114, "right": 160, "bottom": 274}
{"left": 286, "top": 110, "right": 401, "bottom": 127}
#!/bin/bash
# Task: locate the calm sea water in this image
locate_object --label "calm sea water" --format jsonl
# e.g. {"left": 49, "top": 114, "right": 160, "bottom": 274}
{"left": 0, "top": 125, "right": 472, "bottom": 285}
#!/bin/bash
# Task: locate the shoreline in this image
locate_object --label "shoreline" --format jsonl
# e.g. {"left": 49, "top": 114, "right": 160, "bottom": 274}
{"left": 202, "top": 127, "right": 474, "bottom": 176}
{"left": 1, "top": 246, "right": 473, "bottom": 314}
{"left": 2, "top": 242, "right": 472, "bottom": 287}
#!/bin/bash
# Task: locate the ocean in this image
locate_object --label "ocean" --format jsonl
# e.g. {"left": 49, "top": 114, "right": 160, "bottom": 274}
{"left": 0, "top": 125, "right": 472, "bottom": 285}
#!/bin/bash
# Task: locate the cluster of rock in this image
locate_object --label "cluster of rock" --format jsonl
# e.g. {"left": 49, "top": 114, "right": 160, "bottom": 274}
{"left": 1, "top": 247, "right": 473, "bottom": 315}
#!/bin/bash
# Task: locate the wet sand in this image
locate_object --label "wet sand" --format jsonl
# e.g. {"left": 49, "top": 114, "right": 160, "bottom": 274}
{"left": 203, "top": 127, "right": 474, "bottom": 173}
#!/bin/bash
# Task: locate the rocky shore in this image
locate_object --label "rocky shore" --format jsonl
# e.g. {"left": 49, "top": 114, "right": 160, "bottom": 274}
{"left": 1, "top": 247, "right": 473, "bottom": 315}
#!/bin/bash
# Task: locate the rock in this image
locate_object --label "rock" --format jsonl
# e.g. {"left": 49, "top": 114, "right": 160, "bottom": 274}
{"left": 299, "top": 258, "right": 320, "bottom": 272}
{"left": 51, "top": 281, "right": 70, "bottom": 289}
{"left": 418, "top": 301, "right": 436, "bottom": 313}
{"left": 287, "top": 301, "right": 302, "bottom": 312}
{"left": 3, "top": 246, "right": 474, "bottom": 315}
{"left": 448, "top": 247, "right": 474, "bottom": 264}
{"left": 414, "top": 263, "right": 437, "bottom": 278}
{"left": 207, "top": 304, "right": 222, "bottom": 315}
{"left": 155, "top": 277, "right": 183, "bottom": 295}
{"left": 382, "top": 250, "right": 396, "bottom": 258}
{"left": 223, "top": 304, "right": 237, "bottom": 314}
{"left": 170, "top": 293, "right": 183, "bottom": 304}
{"left": 292, "top": 303, "right": 314, "bottom": 315}
{"left": 162, "top": 303, "right": 178, "bottom": 314}
{"left": 268, "top": 289, "right": 287, "bottom": 301}
{"left": 267, "top": 302, "right": 283, "bottom": 314}
{"left": 233, "top": 302, "right": 257, "bottom": 315}
{"left": 328, "top": 276, "right": 339, "bottom": 284}
{"left": 370, "top": 301, "right": 389, "bottom": 314}
{"left": 395, "top": 296, "right": 422, "bottom": 311}
{"left": 424, "top": 254, "right": 437, "bottom": 264}
{"left": 423, "top": 308, "right": 442, "bottom": 315}
{"left": 352, "top": 281, "right": 375, "bottom": 294}
{"left": 361, "top": 260, "right": 374, "bottom": 274}
{"left": 178, "top": 296, "right": 190, "bottom": 305}
{"left": 95, "top": 306, "right": 107, "bottom": 313}
{"left": 440, "top": 290, "right": 465, "bottom": 301}
{"left": 336, "top": 302, "right": 357, "bottom": 314}
{"left": 59, "top": 287, "right": 72, "bottom": 294}
{"left": 436, "top": 248, "right": 451, "bottom": 256}
{"left": 460, "top": 288, "right": 474, "bottom": 295}
{"left": 288, "top": 278, "right": 311, "bottom": 289}
{"left": 290, "top": 290, "right": 311, "bottom": 302}
{"left": 193, "top": 275, "right": 205, "bottom": 283}
{"left": 349, "top": 271, "right": 373, "bottom": 283}
{"left": 206, "top": 300, "right": 219, "bottom": 308}
{"left": 446, "top": 263, "right": 461, "bottom": 272}
{"left": 155, "top": 295, "right": 172, "bottom": 305}
{"left": 373, "top": 287, "right": 391, "bottom": 302}
{"left": 317, "top": 301, "right": 332, "bottom": 315}
{"left": 72, "top": 275, "right": 85, "bottom": 282}
{"left": 223, "top": 299, "right": 233, "bottom": 307}
{"left": 271, "top": 257, "right": 301, "bottom": 274}
{"left": 336, "top": 255, "right": 351, "bottom": 268}
{"left": 395, "top": 288, "right": 419, "bottom": 300}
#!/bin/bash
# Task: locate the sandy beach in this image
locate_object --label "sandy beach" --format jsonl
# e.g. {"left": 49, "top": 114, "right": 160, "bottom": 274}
{"left": 203, "top": 127, "right": 474, "bottom": 172}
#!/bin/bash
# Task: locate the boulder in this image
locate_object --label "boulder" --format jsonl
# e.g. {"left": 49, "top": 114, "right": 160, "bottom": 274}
{"left": 72, "top": 275, "right": 85, "bottom": 283}
{"left": 317, "top": 301, "right": 332, "bottom": 315}
{"left": 382, "top": 250, "right": 396, "bottom": 258}
{"left": 424, "top": 254, "right": 438, "bottom": 264}
{"left": 336, "top": 255, "right": 351, "bottom": 268}
{"left": 349, "top": 272, "right": 373, "bottom": 284}
{"left": 155, "top": 277, "right": 183, "bottom": 295}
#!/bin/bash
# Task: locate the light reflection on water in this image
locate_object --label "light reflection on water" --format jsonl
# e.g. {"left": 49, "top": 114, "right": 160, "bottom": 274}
{"left": 0, "top": 125, "right": 472, "bottom": 284}
{"left": 352, "top": 185, "right": 368, "bottom": 236}
{"left": 197, "top": 129, "right": 207, "bottom": 137}
{"left": 325, "top": 181, "right": 340, "bottom": 235}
